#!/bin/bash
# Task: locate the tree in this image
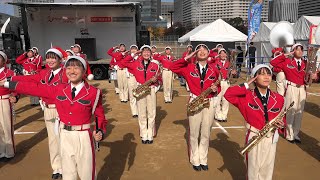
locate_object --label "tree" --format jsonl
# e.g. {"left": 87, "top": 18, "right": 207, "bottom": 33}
{"left": 227, "top": 17, "right": 248, "bottom": 35}
{"left": 164, "top": 22, "right": 187, "bottom": 37}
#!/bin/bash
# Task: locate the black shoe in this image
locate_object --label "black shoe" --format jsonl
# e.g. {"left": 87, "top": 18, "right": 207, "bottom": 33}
{"left": 0, "top": 157, "right": 13, "bottom": 162}
{"left": 123, "top": 101, "right": 128, "bottom": 103}
{"left": 147, "top": 140, "right": 153, "bottom": 144}
{"left": 295, "top": 139, "right": 301, "bottom": 144}
{"left": 52, "top": 173, "right": 62, "bottom": 180}
{"left": 132, "top": 115, "right": 138, "bottom": 118}
{"left": 142, "top": 140, "right": 148, "bottom": 144}
{"left": 200, "top": 164, "right": 209, "bottom": 171}
{"left": 287, "top": 140, "right": 295, "bottom": 144}
{"left": 193, "top": 165, "right": 201, "bottom": 171}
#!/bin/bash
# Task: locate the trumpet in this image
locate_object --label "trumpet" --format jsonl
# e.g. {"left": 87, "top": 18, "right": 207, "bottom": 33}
{"left": 239, "top": 101, "right": 294, "bottom": 156}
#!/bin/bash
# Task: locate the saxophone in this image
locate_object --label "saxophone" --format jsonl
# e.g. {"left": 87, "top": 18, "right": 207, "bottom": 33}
{"left": 132, "top": 78, "right": 156, "bottom": 99}
{"left": 239, "top": 101, "right": 294, "bottom": 156}
{"left": 187, "top": 65, "right": 222, "bottom": 116}
{"left": 305, "top": 45, "right": 320, "bottom": 86}
{"left": 227, "top": 49, "right": 238, "bottom": 84}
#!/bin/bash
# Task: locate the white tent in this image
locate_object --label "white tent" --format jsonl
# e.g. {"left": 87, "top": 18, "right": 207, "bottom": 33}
{"left": 178, "top": 23, "right": 209, "bottom": 43}
{"left": 293, "top": 16, "right": 320, "bottom": 41}
{"left": 178, "top": 19, "right": 247, "bottom": 43}
{"left": 189, "top": 19, "right": 247, "bottom": 42}
{"left": 252, "top": 22, "right": 277, "bottom": 62}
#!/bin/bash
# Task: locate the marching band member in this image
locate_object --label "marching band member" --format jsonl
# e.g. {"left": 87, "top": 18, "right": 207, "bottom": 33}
{"left": 182, "top": 45, "right": 193, "bottom": 58}
{"left": 224, "top": 64, "right": 285, "bottom": 180}
{"left": 9, "top": 47, "right": 68, "bottom": 179}
{"left": 180, "top": 45, "right": 193, "bottom": 90}
{"left": 16, "top": 49, "right": 42, "bottom": 105}
{"left": 154, "top": 47, "right": 175, "bottom": 103}
{"left": 32, "top": 47, "right": 43, "bottom": 66}
{"left": 0, "top": 51, "right": 19, "bottom": 161}
{"left": 270, "top": 44, "right": 317, "bottom": 143}
{"left": 123, "top": 45, "right": 140, "bottom": 118}
{"left": 121, "top": 45, "right": 161, "bottom": 144}
{"left": 170, "top": 44, "right": 220, "bottom": 171}
{"left": 109, "top": 49, "right": 120, "bottom": 94}
{"left": 2, "top": 56, "right": 107, "bottom": 180}
{"left": 108, "top": 44, "right": 129, "bottom": 103}
{"left": 214, "top": 48, "right": 234, "bottom": 122}
{"left": 271, "top": 48, "right": 286, "bottom": 96}
{"left": 73, "top": 44, "right": 94, "bottom": 80}
{"left": 66, "top": 49, "right": 75, "bottom": 57}
{"left": 209, "top": 44, "right": 223, "bottom": 58}
{"left": 151, "top": 45, "right": 161, "bottom": 59}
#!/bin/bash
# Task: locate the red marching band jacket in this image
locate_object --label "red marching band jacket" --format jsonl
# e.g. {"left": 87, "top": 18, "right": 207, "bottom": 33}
{"left": 0, "top": 68, "right": 18, "bottom": 97}
{"left": 121, "top": 55, "right": 161, "bottom": 86}
{"left": 153, "top": 54, "right": 175, "bottom": 69}
{"left": 9, "top": 81, "right": 107, "bottom": 132}
{"left": 107, "top": 47, "right": 126, "bottom": 69}
{"left": 270, "top": 54, "right": 306, "bottom": 86}
{"left": 16, "top": 53, "right": 42, "bottom": 74}
{"left": 11, "top": 68, "right": 69, "bottom": 105}
{"left": 224, "top": 84, "right": 286, "bottom": 132}
{"left": 214, "top": 60, "right": 230, "bottom": 80}
{"left": 170, "top": 58, "right": 221, "bottom": 98}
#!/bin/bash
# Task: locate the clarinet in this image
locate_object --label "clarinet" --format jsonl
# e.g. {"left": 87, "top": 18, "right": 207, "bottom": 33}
{"left": 95, "top": 116, "right": 100, "bottom": 152}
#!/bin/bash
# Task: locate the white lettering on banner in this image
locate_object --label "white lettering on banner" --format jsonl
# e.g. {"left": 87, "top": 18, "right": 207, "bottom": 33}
{"left": 47, "top": 16, "right": 86, "bottom": 23}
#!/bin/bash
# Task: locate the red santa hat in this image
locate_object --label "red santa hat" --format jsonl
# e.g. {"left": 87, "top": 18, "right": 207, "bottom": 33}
{"left": 46, "top": 47, "right": 67, "bottom": 59}
{"left": 0, "top": 51, "right": 8, "bottom": 62}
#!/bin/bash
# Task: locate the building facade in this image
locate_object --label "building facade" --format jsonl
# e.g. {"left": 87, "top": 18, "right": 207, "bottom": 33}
{"left": 298, "top": 0, "right": 320, "bottom": 18}
{"left": 161, "top": 1, "right": 174, "bottom": 26}
{"left": 269, "top": 0, "right": 299, "bottom": 22}
{"left": 175, "top": 0, "right": 269, "bottom": 28}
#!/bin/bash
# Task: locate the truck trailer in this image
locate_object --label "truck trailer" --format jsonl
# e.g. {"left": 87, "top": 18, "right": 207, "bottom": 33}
{"left": 10, "top": 2, "right": 144, "bottom": 79}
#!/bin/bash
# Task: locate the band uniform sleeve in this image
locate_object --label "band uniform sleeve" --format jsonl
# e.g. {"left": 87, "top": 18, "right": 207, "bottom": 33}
{"left": 16, "top": 53, "right": 27, "bottom": 64}
{"left": 107, "top": 47, "right": 116, "bottom": 57}
{"left": 270, "top": 54, "right": 286, "bottom": 70}
{"left": 8, "top": 81, "right": 56, "bottom": 99}
{"left": 224, "top": 84, "right": 248, "bottom": 110}
{"left": 169, "top": 58, "right": 188, "bottom": 76}
{"left": 121, "top": 55, "right": 134, "bottom": 71}
{"left": 11, "top": 71, "right": 42, "bottom": 82}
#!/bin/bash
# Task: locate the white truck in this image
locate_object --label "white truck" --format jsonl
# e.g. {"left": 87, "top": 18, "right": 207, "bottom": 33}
{"left": 10, "top": 2, "right": 144, "bottom": 79}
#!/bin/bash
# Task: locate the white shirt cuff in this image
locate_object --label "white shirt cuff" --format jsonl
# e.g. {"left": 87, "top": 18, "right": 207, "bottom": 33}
{"left": 4, "top": 82, "right": 9, "bottom": 88}
{"left": 244, "top": 83, "right": 249, "bottom": 89}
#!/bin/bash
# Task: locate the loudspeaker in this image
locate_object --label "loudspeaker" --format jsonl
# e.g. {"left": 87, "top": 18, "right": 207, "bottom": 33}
{"left": 138, "top": 31, "right": 150, "bottom": 47}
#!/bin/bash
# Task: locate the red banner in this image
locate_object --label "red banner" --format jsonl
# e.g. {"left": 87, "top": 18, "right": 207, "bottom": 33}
{"left": 91, "top": 17, "right": 112, "bottom": 22}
